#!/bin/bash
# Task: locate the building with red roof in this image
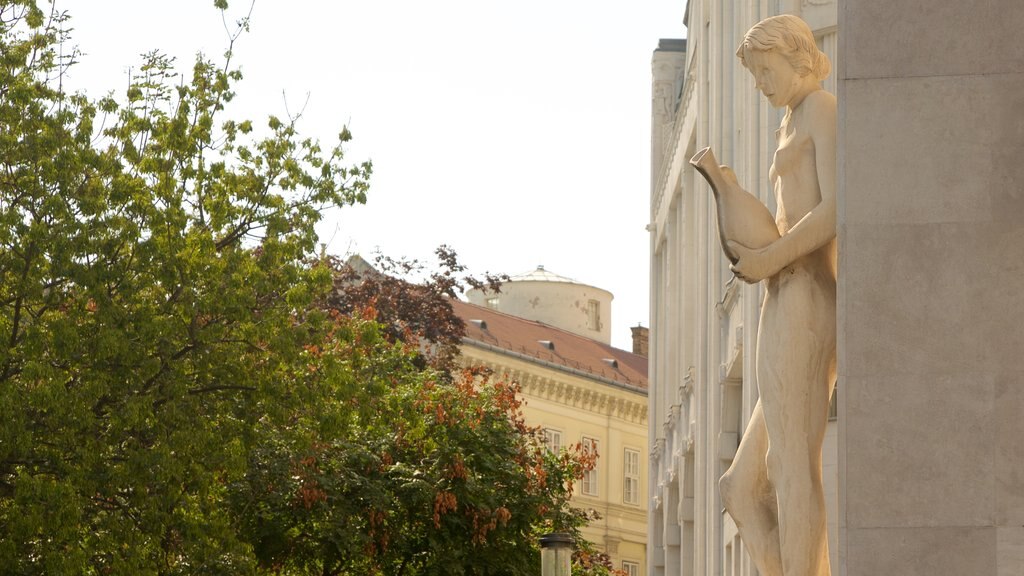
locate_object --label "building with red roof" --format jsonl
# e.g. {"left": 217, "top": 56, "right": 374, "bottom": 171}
{"left": 458, "top": 268, "right": 649, "bottom": 575}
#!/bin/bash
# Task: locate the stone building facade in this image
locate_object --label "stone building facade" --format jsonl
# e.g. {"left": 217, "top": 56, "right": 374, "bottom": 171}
{"left": 647, "top": 2, "right": 837, "bottom": 575}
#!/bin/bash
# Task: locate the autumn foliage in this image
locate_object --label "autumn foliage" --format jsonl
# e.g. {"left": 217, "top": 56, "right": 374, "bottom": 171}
{"left": 325, "top": 248, "right": 506, "bottom": 372}
{"left": 231, "top": 328, "right": 592, "bottom": 575}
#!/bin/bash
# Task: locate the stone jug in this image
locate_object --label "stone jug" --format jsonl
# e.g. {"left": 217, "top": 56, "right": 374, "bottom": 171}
{"left": 690, "top": 146, "right": 780, "bottom": 264}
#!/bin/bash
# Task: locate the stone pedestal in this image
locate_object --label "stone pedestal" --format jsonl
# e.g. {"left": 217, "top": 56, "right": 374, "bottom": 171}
{"left": 838, "top": 2, "right": 1024, "bottom": 575}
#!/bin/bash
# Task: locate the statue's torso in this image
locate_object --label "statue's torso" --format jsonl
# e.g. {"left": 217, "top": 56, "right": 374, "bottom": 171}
{"left": 769, "top": 92, "right": 829, "bottom": 236}
{"left": 767, "top": 91, "right": 837, "bottom": 285}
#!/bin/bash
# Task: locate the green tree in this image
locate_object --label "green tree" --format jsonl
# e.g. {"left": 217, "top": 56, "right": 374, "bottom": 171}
{"left": 0, "top": 1, "right": 367, "bottom": 572}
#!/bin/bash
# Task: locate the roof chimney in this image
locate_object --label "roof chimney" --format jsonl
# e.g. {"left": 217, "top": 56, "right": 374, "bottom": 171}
{"left": 630, "top": 325, "right": 649, "bottom": 358}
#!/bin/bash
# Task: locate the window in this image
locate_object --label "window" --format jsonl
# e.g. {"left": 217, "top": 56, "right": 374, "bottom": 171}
{"left": 486, "top": 297, "right": 500, "bottom": 309}
{"left": 581, "top": 437, "right": 599, "bottom": 496}
{"left": 623, "top": 448, "right": 640, "bottom": 505}
{"left": 622, "top": 561, "right": 640, "bottom": 576}
{"left": 543, "top": 429, "right": 563, "bottom": 453}
{"left": 586, "top": 299, "right": 600, "bottom": 331}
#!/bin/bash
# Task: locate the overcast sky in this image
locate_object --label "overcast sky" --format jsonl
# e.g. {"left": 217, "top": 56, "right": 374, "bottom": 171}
{"left": 65, "top": 0, "right": 687, "bottom": 350}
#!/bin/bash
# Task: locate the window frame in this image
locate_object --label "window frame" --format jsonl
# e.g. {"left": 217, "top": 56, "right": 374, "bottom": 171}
{"left": 581, "top": 436, "right": 599, "bottom": 496}
{"left": 586, "top": 299, "right": 601, "bottom": 331}
{"left": 543, "top": 428, "right": 563, "bottom": 453}
{"left": 623, "top": 447, "right": 640, "bottom": 505}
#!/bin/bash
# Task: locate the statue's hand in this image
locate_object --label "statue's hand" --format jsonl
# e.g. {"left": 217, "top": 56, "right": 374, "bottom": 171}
{"left": 727, "top": 241, "right": 772, "bottom": 283}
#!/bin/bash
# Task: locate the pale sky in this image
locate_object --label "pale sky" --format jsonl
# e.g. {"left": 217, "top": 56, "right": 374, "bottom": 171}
{"left": 66, "top": 0, "right": 687, "bottom": 350}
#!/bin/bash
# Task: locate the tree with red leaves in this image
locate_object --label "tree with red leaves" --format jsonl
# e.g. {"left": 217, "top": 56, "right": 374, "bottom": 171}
{"left": 226, "top": 249, "right": 623, "bottom": 575}
{"left": 323, "top": 246, "right": 506, "bottom": 373}
{"left": 229, "top": 310, "right": 600, "bottom": 575}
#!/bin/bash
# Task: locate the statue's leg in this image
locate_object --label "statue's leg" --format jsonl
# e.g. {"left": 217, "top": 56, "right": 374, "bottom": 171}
{"left": 762, "top": 373, "right": 831, "bottom": 576}
{"left": 720, "top": 400, "right": 783, "bottom": 576}
{"left": 758, "top": 287, "right": 835, "bottom": 576}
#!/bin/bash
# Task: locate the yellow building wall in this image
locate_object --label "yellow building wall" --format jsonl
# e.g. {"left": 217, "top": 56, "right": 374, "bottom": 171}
{"left": 461, "top": 344, "right": 649, "bottom": 574}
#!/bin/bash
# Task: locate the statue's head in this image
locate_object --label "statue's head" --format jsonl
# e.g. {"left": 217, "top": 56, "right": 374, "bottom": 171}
{"left": 736, "top": 15, "right": 830, "bottom": 82}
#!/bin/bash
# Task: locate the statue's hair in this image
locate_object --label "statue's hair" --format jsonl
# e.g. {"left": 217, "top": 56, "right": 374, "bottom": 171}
{"left": 736, "top": 15, "right": 831, "bottom": 81}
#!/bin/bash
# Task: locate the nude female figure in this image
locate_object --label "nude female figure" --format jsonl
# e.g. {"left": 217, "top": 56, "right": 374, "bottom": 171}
{"left": 713, "top": 15, "right": 837, "bottom": 576}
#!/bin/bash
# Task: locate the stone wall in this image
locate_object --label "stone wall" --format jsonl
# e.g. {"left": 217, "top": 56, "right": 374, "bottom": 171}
{"left": 838, "top": 2, "right": 1024, "bottom": 575}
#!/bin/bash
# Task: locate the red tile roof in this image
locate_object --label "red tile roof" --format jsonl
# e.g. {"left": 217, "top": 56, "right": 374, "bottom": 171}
{"left": 452, "top": 299, "right": 648, "bottom": 392}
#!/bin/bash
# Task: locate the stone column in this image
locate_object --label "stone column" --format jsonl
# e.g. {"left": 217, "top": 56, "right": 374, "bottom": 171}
{"left": 838, "top": 2, "right": 1024, "bottom": 575}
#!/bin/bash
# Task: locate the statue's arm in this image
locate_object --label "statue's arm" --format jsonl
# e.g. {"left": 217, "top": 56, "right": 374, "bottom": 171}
{"left": 730, "top": 92, "right": 836, "bottom": 282}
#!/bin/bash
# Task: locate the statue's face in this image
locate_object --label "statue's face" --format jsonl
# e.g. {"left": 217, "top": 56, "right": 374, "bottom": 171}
{"left": 744, "top": 49, "right": 801, "bottom": 108}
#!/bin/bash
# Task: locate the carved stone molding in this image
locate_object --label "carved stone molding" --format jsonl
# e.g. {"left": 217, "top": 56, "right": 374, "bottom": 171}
{"left": 652, "top": 79, "right": 675, "bottom": 123}
{"left": 716, "top": 276, "right": 741, "bottom": 318}
{"left": 570, "top": 387, "right": 583, "bottom": 405}
{"left": 682, "top": 366, "right": 695, "bottom": 396}
{"left": 667, "top": 403, "right": 681, "bottom": 432}
{"left": 652, "top": 47, "right": 699, "bottom": 224}
{"left": 604, "top": 536, "right": 621, "bottom": 555}
{"left": 720, "top": 325, "right": 745, "bottom": 385}
{"left": 652, "top": 438, "right": 665, "bottom": 461}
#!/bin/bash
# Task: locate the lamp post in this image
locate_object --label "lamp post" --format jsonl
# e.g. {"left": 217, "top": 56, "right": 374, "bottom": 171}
{"left": 539, "top": 532, "right": 572, "bottom": 576}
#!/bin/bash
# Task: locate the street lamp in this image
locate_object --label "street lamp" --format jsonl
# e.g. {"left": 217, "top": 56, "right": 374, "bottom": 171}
{"left": 539, "top": 532, "right": 572, "bottom": 576}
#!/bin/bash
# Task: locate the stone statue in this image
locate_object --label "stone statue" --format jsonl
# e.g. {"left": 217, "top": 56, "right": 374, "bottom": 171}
{"left": 690, "top": 14, "right": 836, "bottom": 576}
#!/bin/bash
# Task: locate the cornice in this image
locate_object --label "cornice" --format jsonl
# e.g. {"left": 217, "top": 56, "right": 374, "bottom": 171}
{"left": 572, "top": 499, "right": 648, "bottom": 521}
{"left": 472, "top": 358, "right": 649, "bottom": 425}
{"left": 461, "top": 338, "right": 647, "bottom": 395}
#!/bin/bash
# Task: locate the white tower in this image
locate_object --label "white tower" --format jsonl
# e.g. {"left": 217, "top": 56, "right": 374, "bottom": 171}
{"left": 465, "top": 266, "right": 613, "bottom": 346}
